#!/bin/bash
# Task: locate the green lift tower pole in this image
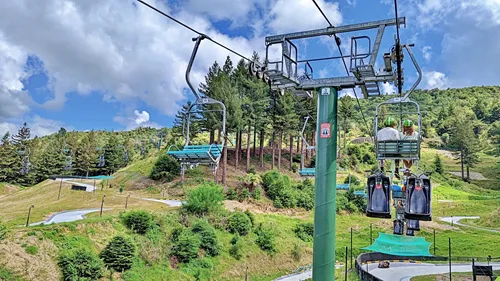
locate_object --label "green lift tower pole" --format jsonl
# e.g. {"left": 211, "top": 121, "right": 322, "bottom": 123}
{"left": 313, "top": 87, "right": 338, "bottom": 281}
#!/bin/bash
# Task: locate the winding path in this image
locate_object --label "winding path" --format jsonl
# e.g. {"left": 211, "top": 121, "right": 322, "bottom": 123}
{"left": 30, "top": 208, "right": 111, "bottom": 226}
{"left": 439, "top": 216, "right": 499, "bottom": 233}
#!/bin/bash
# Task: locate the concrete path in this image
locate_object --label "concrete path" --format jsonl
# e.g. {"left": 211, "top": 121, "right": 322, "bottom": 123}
{"left": 139, "top": 198, "right": 184, "bottom": 207}
{"left": 30, "top": 208, "right": 110, "bottom": 226}
{"left": 439, "top": 216, "right": 499, "bottom": 233}
{"left": 369, "top": 262, "right": 500, "bottom": 281}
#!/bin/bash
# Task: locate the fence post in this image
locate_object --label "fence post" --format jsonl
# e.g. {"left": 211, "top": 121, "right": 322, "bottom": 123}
{"left": 472, "top": 258, "right": 476, "bottom": 281}
{"left": 433, "top": 229, "right": 436, "bottom": 255}
{"left": 448, "top": 238, "right": 452, "bottom": 281}
{"left": 350, "top": 227, "right": 353, "bottom": 270}
{"left": 370, "top": 223, "right": 373, "bottom": 245}
{"left": 345, "top": 246, "right": 348, "bottom": 281}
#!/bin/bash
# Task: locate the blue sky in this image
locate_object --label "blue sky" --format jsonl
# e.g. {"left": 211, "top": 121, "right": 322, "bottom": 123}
{"left": 0, "top": 0, "right": 499, "bottom": 137}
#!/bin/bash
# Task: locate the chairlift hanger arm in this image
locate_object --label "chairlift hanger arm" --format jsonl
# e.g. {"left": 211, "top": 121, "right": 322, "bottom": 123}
{"left": 300, "top": 116, "right": 314, "bottom": 149}
{"left": 402, "top": 44, "right": 422, "bottom": 100}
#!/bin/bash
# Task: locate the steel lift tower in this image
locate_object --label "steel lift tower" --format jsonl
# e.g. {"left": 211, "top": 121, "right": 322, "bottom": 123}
{"left": 255, "top": 17, "right": 420, "bottom": 281}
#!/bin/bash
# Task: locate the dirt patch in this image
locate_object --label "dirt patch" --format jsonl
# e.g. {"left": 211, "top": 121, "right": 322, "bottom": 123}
{"left": 449, "top": 171, "right": 487, "bottom": 180}
{"left": 224, "top": 200, "right": 309, "bottom": 217}
{"left": 435, "top": 149, "right": 455, "bottom": 159}
{"left": 0, "top": 238, "right": 60, "bottom": 281}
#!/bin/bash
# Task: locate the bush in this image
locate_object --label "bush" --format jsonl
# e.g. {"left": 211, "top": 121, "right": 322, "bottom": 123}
{"left": 296, "top": 180, "right": 314, "bottom": 210}
{"left": 291, "top": 243, "right": 302, "bottom": 261}
{"left": 254, "top": 224, "right": 276, "bottom": 254}
{"left": 25, "top": 245, "right": 38, "bottom": 255}
{"left": 58, "top": 249, "right": 103, "bottom": 281}
{"left": 228, "top": 212, "right": 252, "bottom": 236}
{"left": 99, "top": 236, "right": 135, "bottom": 272}
{"left": 171, "top": 230, "right": 201, "bottom": 263}
{"left": 183, "top": 182, "right": 224, "bottom": 216}
{"left": 293, "top": 222, "right": 314, "bottom": 242}
{"left": 122, "top": 210, "right": 155, "bottom": 234}
{"left": 0, "top": 220, "right": 7, "bottom": 241}
{"left": 244, "top": 210, "right": 255, "bottom": 227}
{"left": 291, "top": 163, "right": 299, "bottom": 173}
{"left": 228, "top": 234, "right": 243, "bottom": 260}
{"left": 237, "top": 188, "right": 251, "bottom": 202}
{"left": 190, "top": 220, "right": 220, "bottom": 256}
{"left": 150, "top": 155, "right": 180, "bottom": 181}
{"left": 225, "top": 188, "right": 238, "bottom": 200}
{"left": 253, "top": 186, "right": 262, "bottom": 200}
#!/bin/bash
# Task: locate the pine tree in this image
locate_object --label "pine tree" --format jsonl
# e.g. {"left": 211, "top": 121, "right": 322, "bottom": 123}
{"left": 35, "top": 139, "right": 66, "bottom": 180}
{"left": 433, "top": 154, "right": 444, "bottom": 174}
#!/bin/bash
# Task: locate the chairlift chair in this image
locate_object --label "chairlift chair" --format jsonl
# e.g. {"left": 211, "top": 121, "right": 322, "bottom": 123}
{"left": 166, "top": 35, "right": 227, "bottom": 181}
{"left": 298, "top": 116, "right": 316, "bottom": 177}
{"left": 406, "top": 219, "right": 420, "bottom": 231}
{"left": 366, "top": 172, "right": 391, "bottom": 218}
{"left": 405, "top": 174, "right": 432, "bottom": 221}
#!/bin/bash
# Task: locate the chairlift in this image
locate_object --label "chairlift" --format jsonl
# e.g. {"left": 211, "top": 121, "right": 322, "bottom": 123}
{"left": 405, "top": 174, "right": 432, "bottom": 221}
{"left": 123, "top": 151, "right": 129, "bottom": 162}
{"left": 366, "top": 172, "right": 391, "bottom": 218}
{"left": 406, "top": 219, "right": 420, "bottom": 231}
{"left": 298, "top": 116, "right": 316, "bottom": 177}
{"left": 166, "top": 35, "right": 226, "bottom": 181}
{"left": 97, "top": 154, "right": 105, "bottom": 168}
{"left": 65, "top": 156, "right": 72, "bottom": 171}
{"left": 393, "top": 219, "right": 404, "bottom": 235}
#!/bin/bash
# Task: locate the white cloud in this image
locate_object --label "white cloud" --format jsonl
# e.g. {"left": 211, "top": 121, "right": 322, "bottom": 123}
{"left": 422, "top": 46, "right": 432, "bottom": 62}
{"left": 183, "top": 0, "right": 261, "bottom": 23}
{"left": 267, "top": 0, "right": 342, "bottom": 33}
{"left": 114, "top": 109, "right": 161, "bottom": 130}
{"left": 346, "top": 0, "right": 356, "bottom": 6}
{"left": 0, "top": 115, "right": 71, "bottom": 138}
{"left": 422, "top": 71, "right": 449, "bottom": 89}
{"left": 133, "top": 110, "right": 150, "bottom": 125}
{"left": 0, "top": 0, "right": 264, "bottom": 118}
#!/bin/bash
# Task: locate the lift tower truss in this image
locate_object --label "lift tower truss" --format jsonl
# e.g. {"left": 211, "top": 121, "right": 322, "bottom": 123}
{"left": 261, "top": 17, "right": 413, "bottom": 281}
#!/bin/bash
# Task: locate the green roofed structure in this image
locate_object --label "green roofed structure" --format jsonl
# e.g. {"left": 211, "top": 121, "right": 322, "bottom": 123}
{"left": 362, "top": 233, "right": 432, "bottom": 256}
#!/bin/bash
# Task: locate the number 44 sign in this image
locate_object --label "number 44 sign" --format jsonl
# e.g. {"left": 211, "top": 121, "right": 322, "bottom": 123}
{"left": 320, "top": 123, "right": 331, "bottom": 138}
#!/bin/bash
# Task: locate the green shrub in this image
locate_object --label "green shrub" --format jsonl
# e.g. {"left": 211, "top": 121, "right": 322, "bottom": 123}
{"left": 293, "top": 222, "right": 314, "bottom": 242}
{"left": 291, "top": 163, "right": 299, "bottom": 173}
{"left": 253, "top": 186, "right": 262, "bottom": 200}
{"left": 149, "top": 155, "right": 180, "bottom": 181}
{"left": 25, "top": 245, "right": 38, "bottom": 255}
{"left": 0, "top": 219, "right": 7, "bottom": 241}
{"left": 0, "top": 266, "right": 22, "bottom": 281}
{"left": 225, "top": 188, "right": 238, "bottom": 200}
{"left": 244, "top": 210, "right": 255, "bottom": 227}
{"left": 237, "top": 188, "right": 251, "bottom": 202}
{"left": 296, "top": 180, "right": 314, "bottom": 210}
{"left": 58, "top": 249, "right": 104, "bottom": 281}
{"left": 122, "top": 210, "right": 155, "bottom": 234}
{"left": 229, "top": 234, "right": 243, "bottom": 260}
{"left": 228, "top": 212, "right": 252, "bottom": 236}
{"left": 291, "top": 243, "right": 302, "bottom": 261}
{"left": 254, "top": 224, "right": 276, "bottom": 254}
{"left": 99, "top": 236, "right": 135, "bottom": 272}
{"left": 171, "top": 230, "right": 201, "bottom": 263}
{"left": 183, "top": 182, "right": 224, "bottom": 216}
{"left": 190, "top": 220, "right": 220, "bottom": 257}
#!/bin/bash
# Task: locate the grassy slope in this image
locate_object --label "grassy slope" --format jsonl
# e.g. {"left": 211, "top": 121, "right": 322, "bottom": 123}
{"left": 0, "top": 148, "right": 499, "bottom": 280}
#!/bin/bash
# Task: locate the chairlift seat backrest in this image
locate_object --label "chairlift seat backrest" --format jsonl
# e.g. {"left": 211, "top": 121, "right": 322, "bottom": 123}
{"left": 377, "top": 140, "right": 419, "bottom": 160}
{"left": 299, "top": 168, "right": 316, "bottom": 176}
{"left": 405, "top": 174, "right": 432, "bottom": 221}
{"left": 406, "top": 219, "right": 420, "bottom": 231}
{"left": 336, "top": 184, "right": 350, "bottom": 190}
{"left": 393, "top": 220, "right": 404, "bottom": 235}
{"left": 167, "top": 144, "right": 223, "bottom": 162}
{"left": 366, "top": 172, "right": 391, "bottom": 219}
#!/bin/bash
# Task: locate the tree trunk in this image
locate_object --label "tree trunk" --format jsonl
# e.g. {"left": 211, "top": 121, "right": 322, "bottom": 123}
{"left": 259, "top": 129, "right": 265, "bottom": 168}
{"left": 235, "top": 129, "right": 240, "bottom": 168}
{"left": 253, "top": 125, "right": 257, "bottom": 157}
{"left": 217, "top": 129, "right": 221, "bottom": 144}
{"left": 210, "top": 130, "right": 215, "bottom": 144}
{"left": 289, "top": 135, "right": 293, "bottom": 170}
{"left": 222, "top": 134, "right": 227, "bottom": 186}
{"left": 305, "top": 133, "right": 309, "bottom": 161}
{"left": 246, "top": 124, "right": 251, "bottom": 172}
{"left": 466, "top": 166, "right": 470, "bottom": 181}
{"left": 278, "top": 130, "right": 283, "bottom": 170}
{"left": 272, "top": 131, "right": 276, "bottom": 169}
{"left": 296, "top": 136, "right": 300, "bottom": 153}
{"left": 460, "top": 151, "right": 465, "bottom": 181}
{"left": 239, "top": 130, "right": 243, "bottom": 162}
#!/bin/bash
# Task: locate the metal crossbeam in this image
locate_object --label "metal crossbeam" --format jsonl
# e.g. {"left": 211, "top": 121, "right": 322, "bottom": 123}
{"left": 297, "top": 72, "right": 394, "bottom": 89}
{"left": 265, "top": 17, "right": 405, "bottom": 44}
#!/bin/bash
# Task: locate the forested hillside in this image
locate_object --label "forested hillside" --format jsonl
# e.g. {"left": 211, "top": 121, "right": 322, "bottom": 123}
{"left": 0, "top": 54, "right": 498, "bottom": 187}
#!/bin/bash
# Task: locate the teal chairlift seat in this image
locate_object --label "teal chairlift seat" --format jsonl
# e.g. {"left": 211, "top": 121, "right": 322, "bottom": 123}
{"left": 298, "top": 116, "right": 316, "bottom": 177}
{"left": 336, "top": 184, "right": 349, "bottom": 190}
{"left": 166, "top": 35, "right": 227, "bottom": 181}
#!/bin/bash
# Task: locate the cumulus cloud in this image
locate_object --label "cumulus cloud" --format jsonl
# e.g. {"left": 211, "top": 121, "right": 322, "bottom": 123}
{"left": 381, "top": 82, "right": 397, "bottom": 95}
{"left": 267, "top": 0, "right": 342, "bottom": 33}
{"left": 114, "top": 109, "right": 161, "bottom": 130}
{"left": 392, "top": 0, "right": 500, "bottom": 88}
{"left": 0, "top": 115, "right": 71, "bottom": 138}
{"left": 0, "top": 0, "right": 265, "bottom": 119}
{"left": 422, "top": 71, "right": 449, "bottom": 89}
